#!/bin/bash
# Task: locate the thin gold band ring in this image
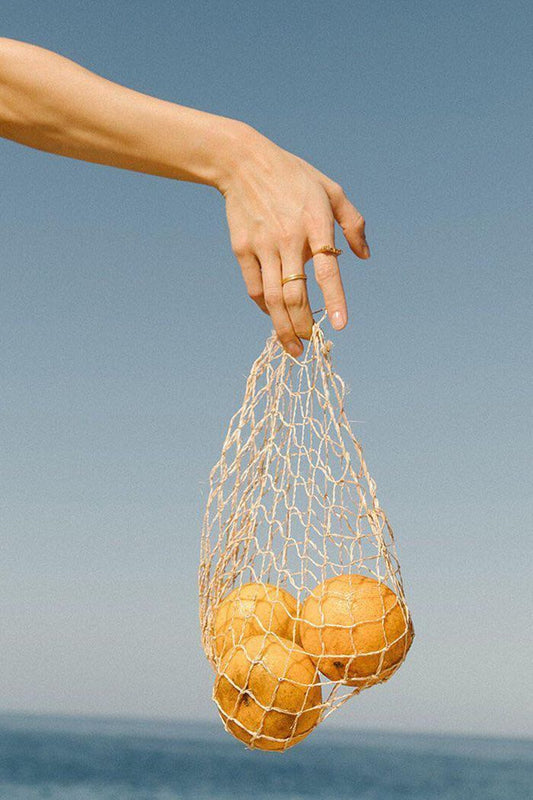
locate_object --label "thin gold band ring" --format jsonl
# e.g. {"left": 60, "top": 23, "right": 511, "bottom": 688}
{"left": 282, "top": 273, "right": 308, "bottom": 286}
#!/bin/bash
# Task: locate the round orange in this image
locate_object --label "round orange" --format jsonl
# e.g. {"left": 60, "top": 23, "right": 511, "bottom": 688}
{"left": 214, "top": 633, "right": 322, "bottom": 751}
{"left": 213, "top": 582, "right": 299, "bottom": 659}
{"left": 298, "top": 574, "right": 413, "bottom": 688}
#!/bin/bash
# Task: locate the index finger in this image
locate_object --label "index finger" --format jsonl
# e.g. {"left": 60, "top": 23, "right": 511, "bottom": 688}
{"left": 327, "top": 184, "right": 370, "bottom": 260}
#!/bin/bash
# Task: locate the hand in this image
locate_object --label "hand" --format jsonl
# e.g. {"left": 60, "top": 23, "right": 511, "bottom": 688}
{"left": 218, "top": 125, "right": 370, "bottom": 358}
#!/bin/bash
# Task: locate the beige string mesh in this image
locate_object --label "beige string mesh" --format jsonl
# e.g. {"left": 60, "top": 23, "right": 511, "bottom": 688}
{"left": 199, "top": 312, "right": 414, "bottom": 751}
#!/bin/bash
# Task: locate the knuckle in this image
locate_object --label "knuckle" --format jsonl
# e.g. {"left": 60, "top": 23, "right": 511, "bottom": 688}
{"left": 344, "top": 211, "right": 364, "bottom": 234}
{"left": 306, "top": 218, "right": 327, "bottom": 238}
{"left": 264, "top": 287, "right": 283, "bottom": 308}
{"left": 247, "top": 288, "right": 264, "bottom": 303}
{"left": 279, "top": 332, "right": 296, "bottom": 346}
{"left": 283, "top": 283, "right": 306, "bottom": 309}
{"left": 295, "top": 316, "right": 314, "bottom": 339}
{"left": 329, "top": 181, "right": 346, "bottom": 201}
{"left": 278, "top": 227, "right": 294, "bottom": 247}
{"left": 231, "top": 238, "right": 251, "bottom": 258}
{"left": 314, "top": 260, "right": 338, "bottom": 283}
{"left": 296, "top": 325, "right": 313, "bottom": 340}
{"left": 250, "top": 225, "right": 273, "bottom": 252}
{"left": 305, "top": 206, "right": 333, "bottom": 232}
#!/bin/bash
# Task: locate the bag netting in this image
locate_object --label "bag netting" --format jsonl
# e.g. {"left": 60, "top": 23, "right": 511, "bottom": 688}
{"left": 199, "top": 313, "right": 413, "bottom": 751}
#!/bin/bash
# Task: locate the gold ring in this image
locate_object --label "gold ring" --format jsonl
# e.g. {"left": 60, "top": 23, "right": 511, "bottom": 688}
{"left": 312, "top": 245, "right": 343, "bottom": 256}
{"left": 282, "top": 273, "right": 308, "bottom": 286}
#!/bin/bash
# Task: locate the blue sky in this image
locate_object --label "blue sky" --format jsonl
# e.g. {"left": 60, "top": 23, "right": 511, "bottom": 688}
{"left": 1, "top": 1, "right": 531, "bottom": 738}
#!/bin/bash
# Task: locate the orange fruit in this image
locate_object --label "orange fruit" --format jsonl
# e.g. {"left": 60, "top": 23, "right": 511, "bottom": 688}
{"left": 213, "top": 582, "right": 299, "bottom": 659}
{"left": 298, "top": 574, "right": 413, "bottom": 688}
{"left": 214, "top": 633, "right": 322, "bottom": 751}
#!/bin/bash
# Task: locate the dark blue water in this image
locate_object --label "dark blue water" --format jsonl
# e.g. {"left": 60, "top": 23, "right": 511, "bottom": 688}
{"left": 0, "top": 712, "right": 531, "bottom": 799}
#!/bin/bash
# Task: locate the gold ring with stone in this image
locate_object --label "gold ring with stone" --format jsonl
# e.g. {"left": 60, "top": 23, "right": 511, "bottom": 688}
{"left": 311, "top": 245, "right": 343, "bottom": 257}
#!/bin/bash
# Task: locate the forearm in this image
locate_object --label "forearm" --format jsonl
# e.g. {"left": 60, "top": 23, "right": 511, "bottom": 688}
{"left": 0, "top": 37, "right": 250, "bottom": 191}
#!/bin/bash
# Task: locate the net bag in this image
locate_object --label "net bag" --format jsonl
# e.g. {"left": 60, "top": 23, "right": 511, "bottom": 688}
{"left": 199, "top": 312, "right": 414, "bottom": 751}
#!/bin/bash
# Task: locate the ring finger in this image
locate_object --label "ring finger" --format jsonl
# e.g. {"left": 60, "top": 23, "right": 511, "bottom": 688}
{"left": 259, "top": 250, "right": 303, "bottom": 358}
{"left": 280, "top": 246, "right": 314, "bottom": 340}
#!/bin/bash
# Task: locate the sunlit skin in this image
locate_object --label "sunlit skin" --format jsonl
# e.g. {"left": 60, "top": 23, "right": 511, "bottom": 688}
{"left": 0, "top": 37, "right": 370, "bottom": 357}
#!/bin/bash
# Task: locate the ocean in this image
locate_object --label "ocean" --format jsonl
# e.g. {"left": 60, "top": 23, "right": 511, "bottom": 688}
{"left": 0, "top": 712, "right": 531, "bottom": 800}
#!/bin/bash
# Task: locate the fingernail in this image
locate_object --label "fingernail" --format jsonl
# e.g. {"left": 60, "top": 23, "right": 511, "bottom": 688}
{"left": 363, "top": 241, "right": 371, "bottom": 257}
{"left": 287, "top": 340, "right": 303, "bottom": 358}
{"left": 331, "top": 311, "right": 346, "bottom": 330}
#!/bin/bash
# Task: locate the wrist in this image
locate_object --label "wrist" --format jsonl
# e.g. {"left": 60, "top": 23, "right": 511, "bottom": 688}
{"left": 209, "top": 118, "right": 262, "bottom": 196}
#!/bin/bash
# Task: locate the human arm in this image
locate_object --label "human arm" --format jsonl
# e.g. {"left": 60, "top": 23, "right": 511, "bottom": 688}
{"left": 0, "top": 37, "right": 370, "bottom": 356}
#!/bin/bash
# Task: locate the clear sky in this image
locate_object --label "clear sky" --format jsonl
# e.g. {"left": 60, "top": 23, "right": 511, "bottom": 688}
{"left": 1, "top": 1, "right": 531, "bottom": 738}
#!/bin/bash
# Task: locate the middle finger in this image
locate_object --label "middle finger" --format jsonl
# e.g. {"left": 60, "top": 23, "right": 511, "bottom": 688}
{"left": 309, "top": 237, "right": 347, "bottom": 331}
